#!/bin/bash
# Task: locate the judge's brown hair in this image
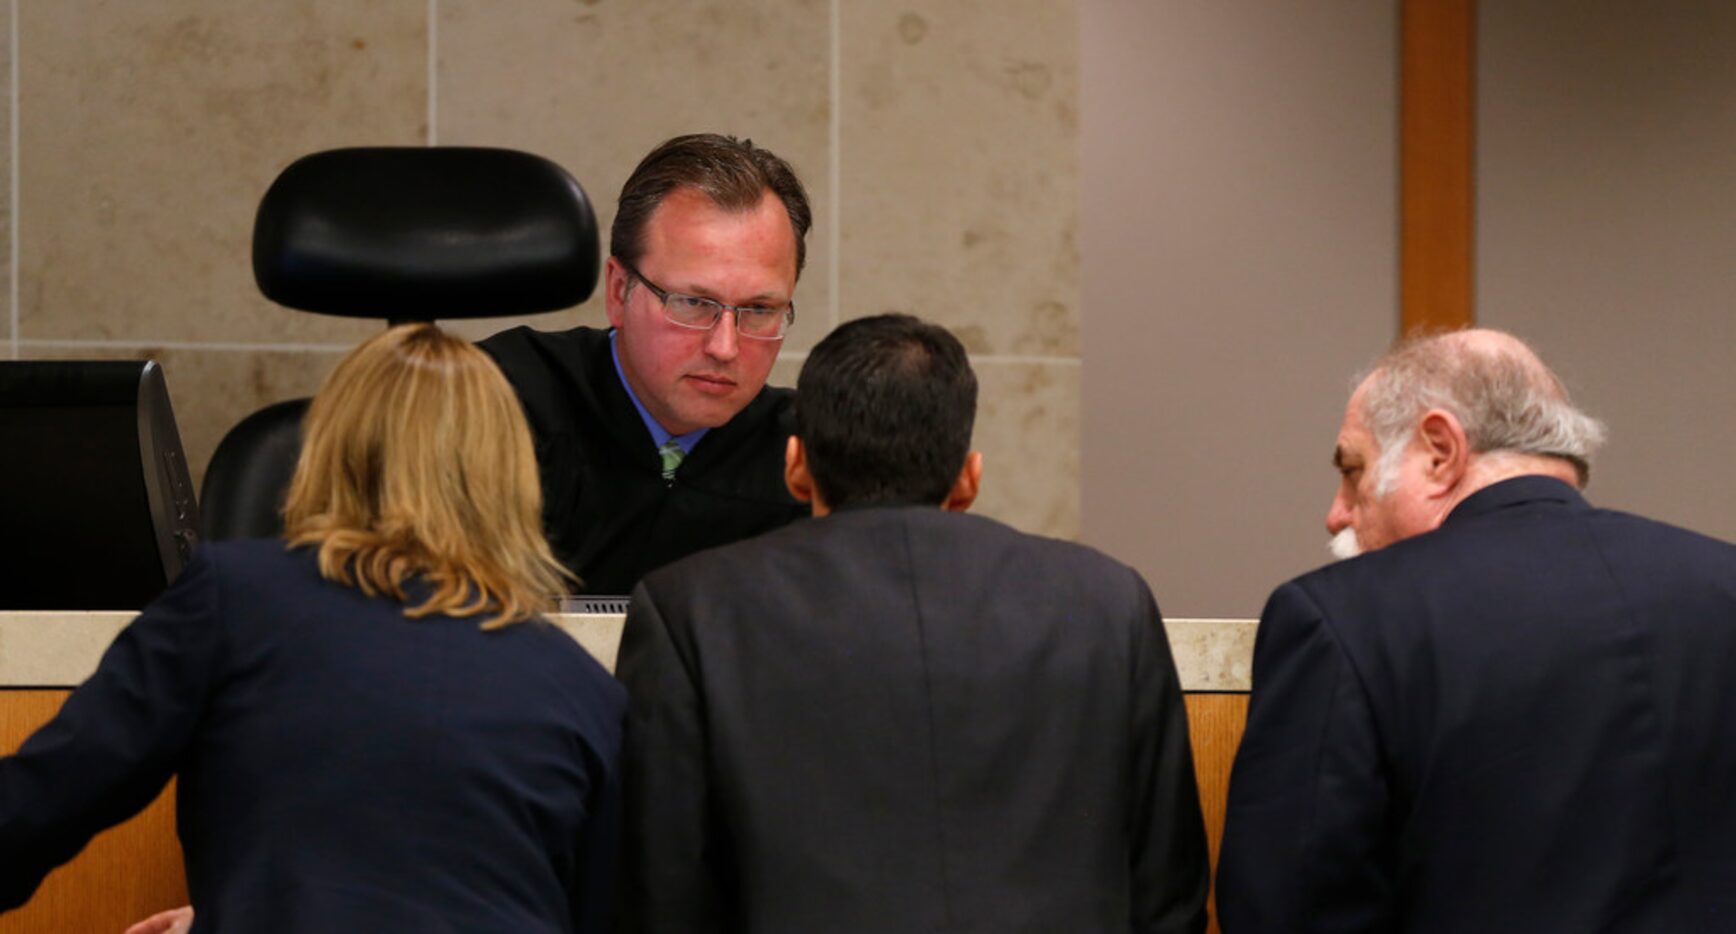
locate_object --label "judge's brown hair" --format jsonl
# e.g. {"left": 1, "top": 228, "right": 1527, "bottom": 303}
{"left": 282, "top": 323, "right": 570, "bottom": 627}
{"left": 611, "top": 132, "right": 813, "bottom": 277}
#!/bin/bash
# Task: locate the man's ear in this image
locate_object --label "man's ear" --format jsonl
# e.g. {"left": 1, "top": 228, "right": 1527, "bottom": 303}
{"left": 784, "top": 436, "right": 822, "bottom": 513}
{"left": 1416, "top": 409, "right": 1469, "bottom": 496}
{"left": 941, "top": 452, "right": 984, "bottom": 513}
{"left": 603, "top": 256, "right": 631, "bottom": 330}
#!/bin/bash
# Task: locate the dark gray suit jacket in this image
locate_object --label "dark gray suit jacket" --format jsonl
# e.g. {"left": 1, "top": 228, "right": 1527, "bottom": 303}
{"left": 1218, "top": 476, "right": 1736, "bottom": 932}
{"left": 616, "top": 505, "right": 1208, "bottom": 933}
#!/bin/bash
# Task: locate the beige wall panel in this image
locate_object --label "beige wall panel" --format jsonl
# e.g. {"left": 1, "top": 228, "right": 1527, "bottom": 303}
{"left": 5, "top": 1, "right": 1083, "bottom": 537}
{"left": 436, "top": 0, "right": 832, "bottom": 353}
{"left": 973, "top": 360, "right": 1078, "bottom": 540}
{"left": 769, "top": 353, "right": 804, "bottom": 398}
{"left": 1082, "top": 0, "right": 1398, "bottom": 616}
{"left": 19, "top": 343, "right": 344, "bottom": 491}
{"left": 1478, "top": 0, "right": 1736, "bottom": 543}
{"left": 17, "top": 2, "right": 425, "bottom": 345}
{"left": 837, "top": 0, "right": 1078, "bottom": 358}
{"left": 838, "top": 0, "right": 1080, "bottom": 539}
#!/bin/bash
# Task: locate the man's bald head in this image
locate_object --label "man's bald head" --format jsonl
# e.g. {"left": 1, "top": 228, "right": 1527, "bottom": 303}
{"left": 1326, "top": 329, "right": 1608, "bottom": 557}
{"left": 1359, "top": 328, "right": 1606, "bottom": 489}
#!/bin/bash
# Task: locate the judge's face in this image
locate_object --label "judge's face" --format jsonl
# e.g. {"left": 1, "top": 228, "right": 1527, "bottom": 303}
{"left": 606, "top": 187, "right": 796, "bottom": 436}
{"left": 1325, "top": 383, "right": 1436, "bottom": 556}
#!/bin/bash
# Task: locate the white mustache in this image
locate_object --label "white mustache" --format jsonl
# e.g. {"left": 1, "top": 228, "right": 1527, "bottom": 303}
{"left": 1328, "top": 528, "right": 1362, "bottom": 561}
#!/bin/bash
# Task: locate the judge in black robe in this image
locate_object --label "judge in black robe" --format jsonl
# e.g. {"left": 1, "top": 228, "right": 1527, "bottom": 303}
{"left": 482, "top": 324, "right": 808, "bottom": 595}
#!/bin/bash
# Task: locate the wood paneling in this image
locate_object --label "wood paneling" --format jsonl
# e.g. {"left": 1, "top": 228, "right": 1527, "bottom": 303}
{"left": 1401, "top": 0, "right": 1476, "bottom": 334}
{"left": 3, "top": 688, "right": 1255, "bottom": 932}
{"left": 1187, "top": 692, "right": 1250, "bottom": 934}
{"left": 0, "top": 691, "right": 187, "bottom": 933}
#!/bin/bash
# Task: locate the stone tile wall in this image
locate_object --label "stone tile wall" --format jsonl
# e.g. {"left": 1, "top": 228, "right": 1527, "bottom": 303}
{"left": 3, "top": 0, "right": 1078, "bottom": 539}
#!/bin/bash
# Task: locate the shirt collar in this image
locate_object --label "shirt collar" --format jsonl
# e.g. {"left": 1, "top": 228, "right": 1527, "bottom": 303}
{"left": 610, "top": 330, "right": 708, "bottom": 454}
{"left": 1442, "top": 474, "right": 1588, "bottom": 528}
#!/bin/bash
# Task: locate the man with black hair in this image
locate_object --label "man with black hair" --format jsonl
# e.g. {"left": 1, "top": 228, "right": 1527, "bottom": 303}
{"left": 482, "top": 133, "right": 812, "bottom": 595}
{"left": 616, "top": 314, "right": 1209, "bottom": 933}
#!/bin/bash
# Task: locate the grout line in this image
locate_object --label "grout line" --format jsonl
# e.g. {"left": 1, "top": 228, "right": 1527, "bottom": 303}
{"left": 775, "top": 350, "right": 1079, "bottom": 368}
{"left": 828, "top": 0, "right": 840, "bottom": 330}
{"left": 970, "top": 355, "right": 1083, "bottom": 367}
{"left": 9, "top": 0, "right": 18, "bottom": 361}
{"left": 426, "top": 0, "right": 438, "bottom": 145}
{"left": 19, "top": 338, "right": 354, "bottom": 354}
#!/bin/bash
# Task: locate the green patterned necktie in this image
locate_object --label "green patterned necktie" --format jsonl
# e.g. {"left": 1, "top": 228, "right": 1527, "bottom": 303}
{"left": 658, "top": 439, "right": 685, "bottom": 482}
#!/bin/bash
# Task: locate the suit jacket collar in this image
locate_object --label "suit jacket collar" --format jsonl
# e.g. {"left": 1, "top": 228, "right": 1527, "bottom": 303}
{"left": 831, "top": 498, "right": 943, "bottom": 514}
{"left": 1442, "top": 474, "right": 1588, "bottom": 528}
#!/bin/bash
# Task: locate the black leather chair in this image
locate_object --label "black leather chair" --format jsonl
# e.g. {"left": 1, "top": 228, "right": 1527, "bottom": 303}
{"left": 199, "top": 147, "right": 599, "bottom": 540}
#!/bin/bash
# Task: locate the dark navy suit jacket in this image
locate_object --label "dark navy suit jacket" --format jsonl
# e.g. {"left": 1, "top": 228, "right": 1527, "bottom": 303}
{"left": 1217, "top": 476, "right": 1736, "bottom": 932}
{"left": 0, "top": 540, "right": 626, "bottom": 933}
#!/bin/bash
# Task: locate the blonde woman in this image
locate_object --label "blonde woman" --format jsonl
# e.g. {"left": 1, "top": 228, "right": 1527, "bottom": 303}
{"left": 0, "top": 324, "right": 624, "bottom": 932}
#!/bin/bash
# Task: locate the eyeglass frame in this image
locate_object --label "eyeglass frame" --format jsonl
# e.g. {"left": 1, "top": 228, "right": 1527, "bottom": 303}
{"left": 617, "top": 260, "right": 796, "bottom": 341}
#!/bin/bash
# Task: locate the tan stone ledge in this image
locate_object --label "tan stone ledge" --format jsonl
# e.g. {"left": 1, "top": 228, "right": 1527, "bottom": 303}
{"left": 0, "top": 613, "right": 1257, "bottom": 692}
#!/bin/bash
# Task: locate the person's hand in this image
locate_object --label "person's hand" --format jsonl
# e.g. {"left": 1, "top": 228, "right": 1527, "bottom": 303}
{"left": 124, "top": 905, "right": 193, "bottom": 934}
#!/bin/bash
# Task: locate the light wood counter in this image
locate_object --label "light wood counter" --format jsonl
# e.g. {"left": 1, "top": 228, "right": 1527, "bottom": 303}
{"left": 0, "top": 612, "right": 1255, "bottom": 691}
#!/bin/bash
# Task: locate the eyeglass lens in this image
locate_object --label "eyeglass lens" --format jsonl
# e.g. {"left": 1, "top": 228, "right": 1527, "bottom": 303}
{"left": 664, "top": 293, "right": 790, "bottom": 339}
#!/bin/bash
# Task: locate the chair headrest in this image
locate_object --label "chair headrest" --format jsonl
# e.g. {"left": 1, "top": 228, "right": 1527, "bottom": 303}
{"left": 253, "top": 147, "right": 599, "bottom": 320}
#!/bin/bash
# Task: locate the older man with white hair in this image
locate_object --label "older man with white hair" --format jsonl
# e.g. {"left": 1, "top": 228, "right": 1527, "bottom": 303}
{"left": 1216, "top": 329, "right": 1736, "bottom": 932}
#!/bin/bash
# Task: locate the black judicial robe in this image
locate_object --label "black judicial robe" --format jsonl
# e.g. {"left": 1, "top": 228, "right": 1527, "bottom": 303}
{"left": 481, "top": 325, "right": 808, "bottom": 596}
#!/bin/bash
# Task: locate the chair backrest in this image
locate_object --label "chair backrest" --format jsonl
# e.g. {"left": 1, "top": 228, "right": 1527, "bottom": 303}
{"left": 199, "top": 147, "right": 599, "bottom": 541}
{"left": 198, "top": 399, "right": 309, "bottom": 541}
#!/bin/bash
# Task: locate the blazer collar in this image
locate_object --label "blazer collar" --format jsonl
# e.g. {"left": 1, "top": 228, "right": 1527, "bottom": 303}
{"left": 831, "top": 498, "right": 941, "bottom": 514}
{"left": 1442, "top": 474, "right": 1588, "bottom": 528}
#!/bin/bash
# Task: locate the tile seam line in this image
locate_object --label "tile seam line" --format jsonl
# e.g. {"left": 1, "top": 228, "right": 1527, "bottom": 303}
{"left": 9, "top": 0, "right": 18, "bottom": 360}
{"left": 971, "top": 355, "right": 1083, "bottom": 366}
{"left": 778, "top": 351, "right": 1082, "bottom": 366}
{"left": 426, "top": 0, "right": 437, "bottom": 145}
{"left": 18, "top": 339, "right": 356, "bottom": 354}
{"left": 828, "top": 0, "right": 840, "bottom": 331}
{"left": 19, "top": 341, "right": 1082, "bottom": 366}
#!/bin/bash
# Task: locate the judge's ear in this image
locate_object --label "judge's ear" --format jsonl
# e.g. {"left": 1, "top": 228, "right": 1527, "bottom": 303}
{"left": 1416, "top": 408, "right": 1470, "bottom": 495}
{"left": 603, "top": 256, "right": 631, "bottom": 330}
{"left": 784, "top": 436, "right": 825, "bottom": 515}
{"left": 941, "top": 452, "right": 983, "bottom": 513}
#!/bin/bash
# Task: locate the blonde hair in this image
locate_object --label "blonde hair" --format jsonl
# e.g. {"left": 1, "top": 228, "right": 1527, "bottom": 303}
{"left": 282, "top": 323, "right": 571, "bottom": 628}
